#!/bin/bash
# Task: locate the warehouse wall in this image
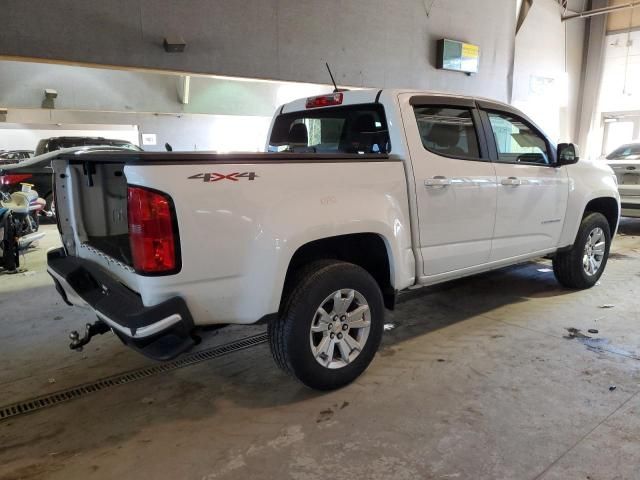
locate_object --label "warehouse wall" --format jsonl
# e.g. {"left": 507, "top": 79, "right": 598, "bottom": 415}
{"left": 511, "top": 0, "right": 586, "bottom": 143}
{"left": 0, "top": 1, "right": 590, "bottom": 149}
{"left": 0, "top": 60, "right": 331, "bottom": 117}
{"left": 1, "top": 0, "right": 517, "bottom": 102}
{"left": 3, "top": 109, "right": 273, "bottom": 153}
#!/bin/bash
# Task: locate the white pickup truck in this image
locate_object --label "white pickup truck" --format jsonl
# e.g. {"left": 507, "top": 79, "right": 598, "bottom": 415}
{"left": 48, "top": 89, "right": 620, "bottom": 390}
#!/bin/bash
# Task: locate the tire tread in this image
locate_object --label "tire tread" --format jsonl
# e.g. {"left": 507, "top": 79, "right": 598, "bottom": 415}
{"left": 268, "top": 260, "right": 383, "bottom": 390}
{"left": 553, "top": 212, "right": 611, "bottom": 289}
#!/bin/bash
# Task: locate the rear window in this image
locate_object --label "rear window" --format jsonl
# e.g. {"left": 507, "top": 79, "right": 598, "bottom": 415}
{"left": 268, "top": 104, "right": 390, "bottom": 154}
{"left": 607, "top": 144, "right": 640, "bottom": 160}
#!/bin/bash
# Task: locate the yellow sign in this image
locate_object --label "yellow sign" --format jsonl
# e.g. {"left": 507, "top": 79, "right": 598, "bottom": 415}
{"left": 462, "top": 43, "right": 480, "bottom": 60}
{"left": 438, "top": 39, "right": 480, "bottom": 74}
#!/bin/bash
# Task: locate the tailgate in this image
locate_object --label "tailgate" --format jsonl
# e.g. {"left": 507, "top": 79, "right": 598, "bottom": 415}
{"left": 608, "top": 160, "right": 640, "bottom": 197}
{"left": 52, "top": 153, "right": 136, "bottom": 285}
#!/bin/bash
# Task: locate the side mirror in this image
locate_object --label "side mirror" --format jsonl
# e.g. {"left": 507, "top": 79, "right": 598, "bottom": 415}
{"left": 557, "top": 143, "right": 579, "bottom": 166}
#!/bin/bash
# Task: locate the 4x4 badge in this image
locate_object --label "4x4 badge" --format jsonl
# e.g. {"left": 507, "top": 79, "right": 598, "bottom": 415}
{"left": 188, "top": 172, "right": 258, "bottom": 182}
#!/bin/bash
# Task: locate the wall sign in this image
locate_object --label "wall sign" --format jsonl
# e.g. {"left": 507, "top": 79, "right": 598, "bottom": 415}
{"left": 142, "top": 133, "right": 157, "bottom": 146}
{"left": 437, "top": 39, "right": 480, "bottom": 74}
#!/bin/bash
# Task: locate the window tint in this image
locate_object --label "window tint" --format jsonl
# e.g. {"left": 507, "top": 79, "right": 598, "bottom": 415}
{"left": 269, "top": 104, "right": 389, "bottom": 154}
{"left": 413, "top": 106, "right": 481, "bottom": 159}
{"left": 488, "top": 112, "right": 550, "bottom": 165}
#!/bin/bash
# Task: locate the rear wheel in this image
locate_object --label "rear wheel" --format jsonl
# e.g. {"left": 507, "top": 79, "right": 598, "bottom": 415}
{"left": 269, "top": 260, "right": 384, "bottom": 390}
{"left": 553, "top": 212, "right": 611, "bottom": 289}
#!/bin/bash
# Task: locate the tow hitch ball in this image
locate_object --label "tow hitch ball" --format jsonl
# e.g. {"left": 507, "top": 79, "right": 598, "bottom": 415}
{"left": 69, "top": 320, "right": 110, "bottom": 351}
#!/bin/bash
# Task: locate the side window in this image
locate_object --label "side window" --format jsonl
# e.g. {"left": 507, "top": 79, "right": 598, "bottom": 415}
{"left": 487, "top": 111, "right": 550, "bottom": 165}
{"left": 413, "top": 106, "right": 481, "bottom": 160}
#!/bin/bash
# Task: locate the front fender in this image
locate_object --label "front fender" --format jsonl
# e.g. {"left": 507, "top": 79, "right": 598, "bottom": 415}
{"left": 558, "top": 160, "right": 620, "bottom": 247}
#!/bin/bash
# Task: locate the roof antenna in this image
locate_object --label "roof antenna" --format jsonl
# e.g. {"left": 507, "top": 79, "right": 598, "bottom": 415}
{"left": 326, "top": 62, "right": 339, "bottom": 93}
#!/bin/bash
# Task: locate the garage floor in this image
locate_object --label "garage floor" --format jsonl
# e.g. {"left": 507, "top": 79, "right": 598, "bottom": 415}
{"left": 1, "top": 222, "right": 639, "bottom": 480}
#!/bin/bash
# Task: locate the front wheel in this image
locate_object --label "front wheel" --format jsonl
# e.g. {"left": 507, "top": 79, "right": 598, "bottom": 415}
{"left": 553, "top": 212, "right": 611, "bottom": 289}
{"left": 269, "top": 260, "right": 384, "bottom": 390}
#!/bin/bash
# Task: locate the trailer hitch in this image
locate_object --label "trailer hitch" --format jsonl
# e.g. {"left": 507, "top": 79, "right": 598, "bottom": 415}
{"left": 69, "top": 320, "right": 111, "bottom": 351}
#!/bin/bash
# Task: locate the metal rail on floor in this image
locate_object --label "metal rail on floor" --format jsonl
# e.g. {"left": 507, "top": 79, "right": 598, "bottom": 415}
{"left": 0, "top": 332, "right": 268, "bottom": 422}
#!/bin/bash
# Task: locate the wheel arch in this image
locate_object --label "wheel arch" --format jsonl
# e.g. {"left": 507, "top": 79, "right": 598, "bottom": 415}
{"left": 584, "top": 196, "right": 619, "bottom": 237}
{"left": 281, "top": 233, "right": 397, "bottom": 310}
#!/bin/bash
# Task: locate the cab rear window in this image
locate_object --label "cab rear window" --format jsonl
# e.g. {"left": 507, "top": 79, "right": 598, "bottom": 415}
{"left": 268, "top": 104, "right": 390, "bottom": 154}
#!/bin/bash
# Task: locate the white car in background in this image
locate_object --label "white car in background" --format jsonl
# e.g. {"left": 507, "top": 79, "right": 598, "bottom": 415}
{"left": 605, "top": 142, "right": 640, "bottom": 218}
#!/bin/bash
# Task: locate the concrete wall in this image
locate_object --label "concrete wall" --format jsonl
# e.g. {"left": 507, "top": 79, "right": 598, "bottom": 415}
{"left": 0, "top": 60, "right": 332, "bottom": 117}
{"left": 0, "top": 0, "right": 590, "bottom": 150}
{"left": 1, "top": 0, "right": 517, "bottom": 102}
{"left": 599, "top": 30, "right": 640, "bottom": 113}
{"left": 511, "top": 0, "right": 586, "bottom": 143}
{"left": 3, "top": 109, "right": 273, "bottom": 153}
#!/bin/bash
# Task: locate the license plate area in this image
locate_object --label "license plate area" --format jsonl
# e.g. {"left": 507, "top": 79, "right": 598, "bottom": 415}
{"left": 622, "top": 173, "right": 640, "bottom": 185}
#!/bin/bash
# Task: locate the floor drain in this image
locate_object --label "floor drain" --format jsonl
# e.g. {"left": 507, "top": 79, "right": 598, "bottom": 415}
{"left": 0, "top": 332, "right": 268, "bottom": 422}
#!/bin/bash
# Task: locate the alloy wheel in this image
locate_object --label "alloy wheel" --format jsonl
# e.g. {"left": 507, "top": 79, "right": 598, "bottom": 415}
{"left": 583, "top": 227, "right": 606, "bottom": 276}
{"left": 309, "top": 289, "right": 371, "bottom": 369}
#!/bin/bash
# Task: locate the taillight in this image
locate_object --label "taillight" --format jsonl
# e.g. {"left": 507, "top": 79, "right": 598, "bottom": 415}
{"left": 127, "top": 185, "right": 180, "bottom": 275}
{"left": 1, "top": 174, "right": 32, "bottom": 186}
{"left": 305, "top": 93, "right": 343, "bottom": 109}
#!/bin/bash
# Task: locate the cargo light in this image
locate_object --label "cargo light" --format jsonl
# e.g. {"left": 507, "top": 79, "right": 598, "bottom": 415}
{"left": 305, "top": 93, "right": 343, "bottom": 109}
{"left": 128, "top": 185, "right": 180, "bottom": 275}
{"left": 0, "top": 174, "right": 32, "bottom": 186}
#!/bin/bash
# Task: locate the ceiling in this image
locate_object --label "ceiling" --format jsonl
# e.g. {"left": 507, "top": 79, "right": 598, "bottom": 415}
{"left": 607, "top": 0, "right": 640, "bottom": 32}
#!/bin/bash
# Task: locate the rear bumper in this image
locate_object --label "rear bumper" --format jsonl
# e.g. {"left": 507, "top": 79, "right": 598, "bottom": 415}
{"left": 621, "top": 197, "right": 640, "bottom": 218}
{"left": 47, "top": 248, "right": 196, "bottom": 361}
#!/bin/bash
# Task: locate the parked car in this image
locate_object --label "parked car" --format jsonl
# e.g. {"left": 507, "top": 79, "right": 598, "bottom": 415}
{"left": 0, "top": 150, "right": 34, "bottom": 165}
{"left": 35, "top": 136, "right": 141, "bottom": 156}
{"left": 1, "top": 139, "right": 141, "bottom": 216}
{"left": 47, "top": 90, "right": 620, "bottom": 390}
{"left": 604, "top": 142, "right": 640, "bottom": 217}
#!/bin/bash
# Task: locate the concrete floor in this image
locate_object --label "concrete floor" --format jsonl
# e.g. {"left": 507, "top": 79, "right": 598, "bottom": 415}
{"left": 1, "top": 222, "right": 640, "bottom": 480}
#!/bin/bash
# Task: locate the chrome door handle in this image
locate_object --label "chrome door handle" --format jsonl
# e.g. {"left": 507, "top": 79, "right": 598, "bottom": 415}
{"left": 425, "top": 176, "right": 452, "bottom": 188}
{"left": 501, "top": 176, "right": 522, "bottom": 186}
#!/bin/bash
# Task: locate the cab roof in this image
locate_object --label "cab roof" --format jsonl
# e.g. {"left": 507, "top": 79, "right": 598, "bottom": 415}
{"left": 280, "top": 88, "right": 513, "bottom": 114}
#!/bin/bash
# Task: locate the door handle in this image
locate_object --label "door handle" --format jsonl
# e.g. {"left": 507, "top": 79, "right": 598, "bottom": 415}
{"left": 425, "top": 176, "right": 452, "bottom": 188}
{"left": 501, "top": 176, "right": 522, "bottom": 186}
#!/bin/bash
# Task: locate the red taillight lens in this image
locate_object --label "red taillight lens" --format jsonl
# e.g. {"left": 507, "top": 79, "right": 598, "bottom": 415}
{"left": 127, "top": 185, "right": 179, "bottom": 275}
{"left": 305, "top": 93, "right": 343, "bottom": 109}
{"left": 1, "top": 174, "right": 32, "bottom": 186}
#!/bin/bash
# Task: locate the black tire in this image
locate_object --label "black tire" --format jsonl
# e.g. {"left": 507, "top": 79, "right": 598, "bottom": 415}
{"left": 553, "top": 212, "right": 611, "bottom": 289}
{"left": 269, "top": 260, "right": 384, "bottom": 390}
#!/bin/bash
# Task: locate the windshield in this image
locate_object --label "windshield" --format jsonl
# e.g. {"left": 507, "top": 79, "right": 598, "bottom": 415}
{"left": 268, "top": 104, "right": 390, "bottom": 154}
{"left": 606, "top": 144, "right": 640, "bottom": 160}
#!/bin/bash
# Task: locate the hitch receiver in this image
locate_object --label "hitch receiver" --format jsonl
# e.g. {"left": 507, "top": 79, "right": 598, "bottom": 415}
{"left": 69, "top": 320, "right": 111, "bottom": 351}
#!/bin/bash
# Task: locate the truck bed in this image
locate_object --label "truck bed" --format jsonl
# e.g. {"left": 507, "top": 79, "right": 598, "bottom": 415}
{"left": 51, "top": 149, "right": 411, "bottom": 327}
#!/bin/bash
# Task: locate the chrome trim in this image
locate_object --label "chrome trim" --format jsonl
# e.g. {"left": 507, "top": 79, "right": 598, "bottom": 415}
{"left": 47, "top": 266, "right": 89, "bottom": 308}
{"left": 95, "top": 311, "right": 183, "bottom": 338}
